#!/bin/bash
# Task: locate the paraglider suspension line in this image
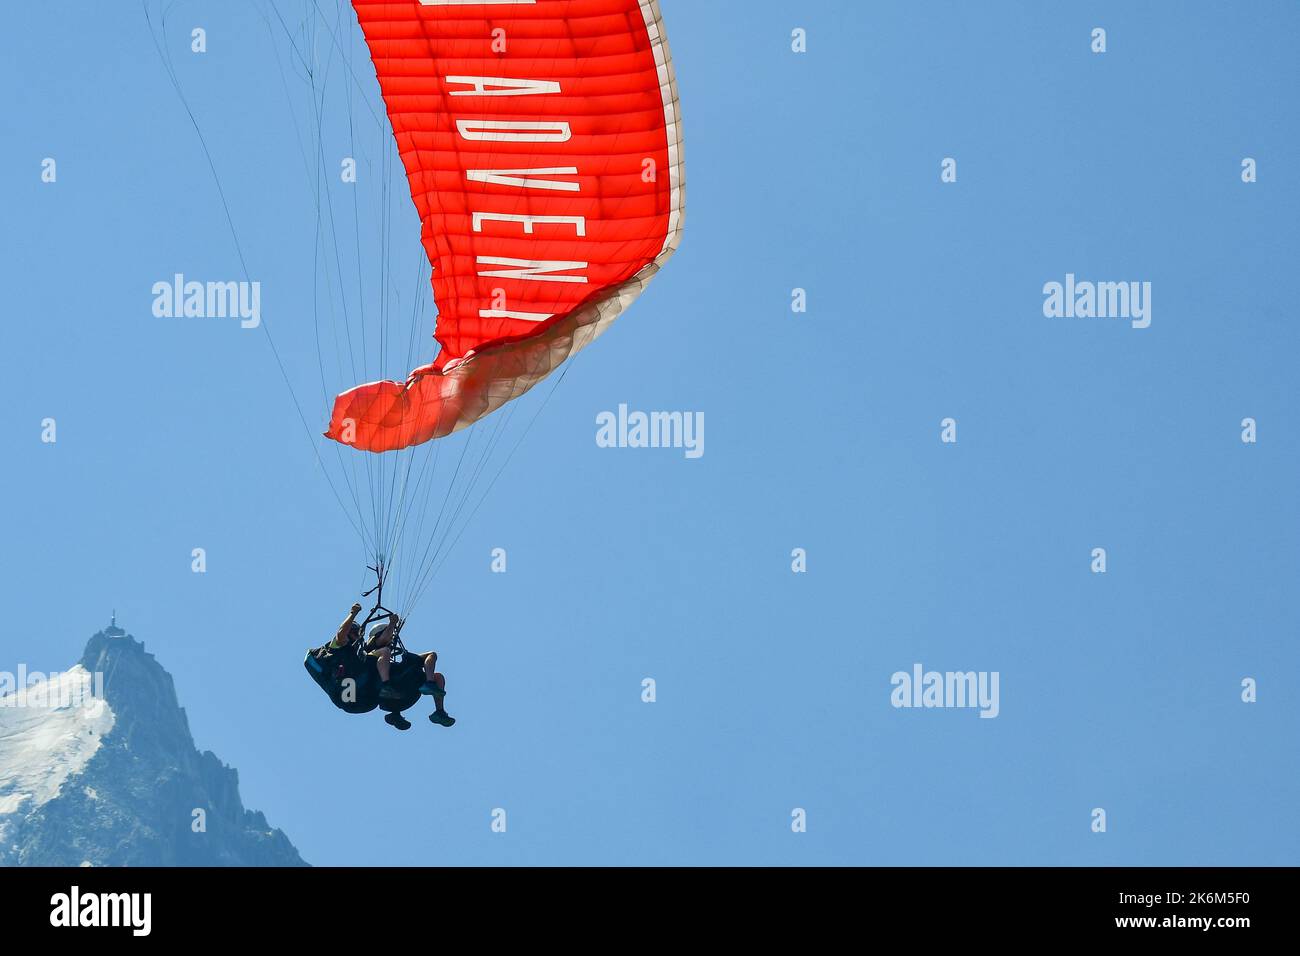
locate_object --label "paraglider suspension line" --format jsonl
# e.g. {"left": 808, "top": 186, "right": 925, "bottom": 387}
{"left": 358, "top": 562, "right": 406, "bottom": 659}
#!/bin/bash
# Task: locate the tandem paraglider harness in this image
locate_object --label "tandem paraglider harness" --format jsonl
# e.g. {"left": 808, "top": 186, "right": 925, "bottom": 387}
{"left": 303, "top": 564, "right": 424, "bottom": 722}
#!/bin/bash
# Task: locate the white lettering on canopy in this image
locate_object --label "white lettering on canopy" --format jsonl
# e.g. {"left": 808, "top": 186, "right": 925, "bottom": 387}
{"left": 444, "top": 2, "right": 606, "bottom": 329}
{"left": 472, "top": 213, "right": 586, "bottom": 237}
{"left": 456, "top": 119, "right": 572, "bottom": 143}
{"left": 476, "top": 257, "right": 590, "bottom": 284}
{"left": 445, "top": 76, "right": 561, "bottom": 97}
{"left": 465, "top": 167, "right": 580, "bottom": 192}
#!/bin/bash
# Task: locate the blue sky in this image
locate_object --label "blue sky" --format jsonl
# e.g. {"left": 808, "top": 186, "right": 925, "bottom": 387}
{"left": 3, "top": 0, "right": 1297, "bottom": 865}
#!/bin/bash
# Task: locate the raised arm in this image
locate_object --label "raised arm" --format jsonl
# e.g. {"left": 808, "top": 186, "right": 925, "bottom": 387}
{"left": 335, "top": 602, "right": 363, "bottom": 644}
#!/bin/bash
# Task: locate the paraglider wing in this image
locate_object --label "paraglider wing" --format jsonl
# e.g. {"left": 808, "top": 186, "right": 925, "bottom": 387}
{"left": 326, "top": 0, "right": 686, "bottom": 453}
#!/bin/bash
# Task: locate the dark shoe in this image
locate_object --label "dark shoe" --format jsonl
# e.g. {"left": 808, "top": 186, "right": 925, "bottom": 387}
{"left": 419, "top": 681, "right": 446, "bottom": 700}
{"left": 428, "top": 712, "right": 456, "bottom": 727}
{"left": 384, "top": 712, "right": 412, "bottom": 731}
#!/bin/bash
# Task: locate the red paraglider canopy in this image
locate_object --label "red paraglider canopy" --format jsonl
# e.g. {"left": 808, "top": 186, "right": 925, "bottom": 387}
{"left": 325, "top": 0, "right": 685, "bottom": 453}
